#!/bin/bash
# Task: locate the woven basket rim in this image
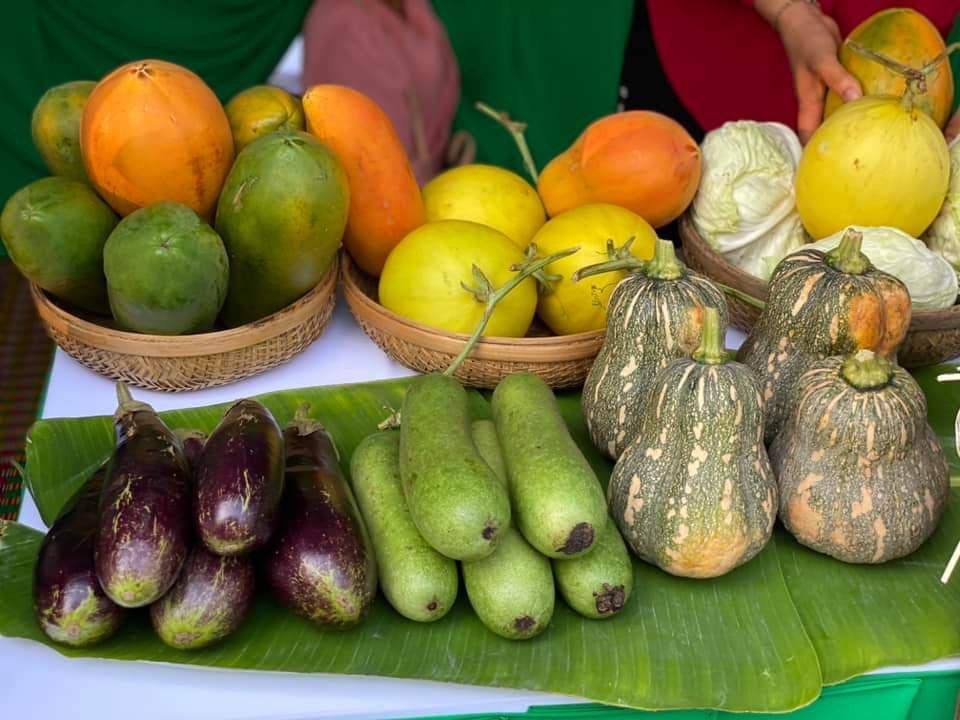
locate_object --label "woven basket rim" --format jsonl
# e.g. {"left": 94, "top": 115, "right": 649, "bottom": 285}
{"left": 678, "top": 213, "right": 960, "bottom": 329}
{"left": 341, "top": 254, "right": 604, "bottom": 362}
{"left": 31, "top": 255, "right": 340, "bottom": 358}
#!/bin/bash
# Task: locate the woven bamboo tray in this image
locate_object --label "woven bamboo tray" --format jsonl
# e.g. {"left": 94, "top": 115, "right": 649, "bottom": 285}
{"left": 31, "top": 257, "right": 339, "bottom": 392}
{"left": 678, "top": 214, "right": 960, "bottom": 368}
{"left": 342, "top": 255, "right": 604, "bottom": 388}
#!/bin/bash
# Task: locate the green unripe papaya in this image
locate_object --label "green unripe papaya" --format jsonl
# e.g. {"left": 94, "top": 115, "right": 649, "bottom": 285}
{"left": 215, "top": 130, "right": 349, "bottom": 327}
{"left": 1, "top": 177, "right": 116, "bottom": 313}
{"left": 463, "top": 528, "right": 554, "bottom": 640}
{"left": 31, "top": 81, "right": 95, "bottom": 181}
{"left": 103, "top": 202, "right": 229, "bottom": 334}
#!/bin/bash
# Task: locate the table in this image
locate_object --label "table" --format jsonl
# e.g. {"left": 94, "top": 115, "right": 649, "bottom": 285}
{"left": 4, "top": 296, "right": 959, "bottom": 720}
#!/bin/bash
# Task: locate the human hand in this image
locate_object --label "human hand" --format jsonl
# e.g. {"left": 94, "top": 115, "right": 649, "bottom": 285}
{"left": 755, "top": 0, "right": 862, "bottom": 142}
{"left": 946, "top": 109, "right": 960, "bottom": 143}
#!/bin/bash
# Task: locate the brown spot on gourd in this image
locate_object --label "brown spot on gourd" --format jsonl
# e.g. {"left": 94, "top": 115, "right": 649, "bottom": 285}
{"left": 645, "top": 447, "right": 663, "bottom": 460}
{"left": 720, "top": 478, "right": 733, "bottom": 511}
{"left": 513, "top": 615, "right": 535, "bottom": 632}
{"left": 617, "top": 404, "right": 627, "bottom": 425}
{"left": 829, "top": 527, "right": 847, "bottom": 547}
{"left": 923, "top": 488, "right": 936, "bottom": 517}
{"left": 620, "top": 356, "right": 638, "bottom": 376}
{"left": 829, "top": 314, "right": 840, "bottom": 343}
{"left": 810, "top": 449, "right": 824, "bottom": 461}
{"left": 791, "top": 273, "right": 824, "bottom": 315}
{"left": 851, "top": 486, "right": 873, "bottom": 518}
{"left": 797, "top": 473, "right": 823, "bottom": 494}
{"left": 721, "top": 453, "right": 733, "bottom": 465}
{"left": 693, "top": 422, "right": 704, "bottom": 439}
{"left": 622, "top": 381, "right": 634, "bottom": 393}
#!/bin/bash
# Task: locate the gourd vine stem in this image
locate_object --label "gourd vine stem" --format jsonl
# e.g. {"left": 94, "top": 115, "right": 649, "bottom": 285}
{"left": 845, "top": 41, "right": 960, "bottom": 112}
{"left": 571, "top": 236, "right": 647, "bottom": 282}
{"left": 923, "top": 42, "right": 960, "bottom": 76}
{"left": 712, "top": 281, "right": 767, "bottom": 310}
{"left": 474, "top": 101, "right": 539, "bottom": 184}
{"left": 644, "top": 238, "right": 684, "bottom": 281}
{"left": 692, "top": 307, "right": 726, "bottom": 365}
{"left": 841, "top": 349, "right": 892, "bottom": 390}
{"left": 826, "top": 228, "right": 871, "bottom": 275}
{"left": 517, "top": 243, "right": 563, "bottom": 294}
{"left": 444, "top": 245, "right": 580, "bottom": 377}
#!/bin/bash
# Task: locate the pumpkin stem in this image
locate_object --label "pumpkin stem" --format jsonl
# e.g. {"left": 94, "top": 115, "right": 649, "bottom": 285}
{"left": 571, "top": 236, "right": 648, "bottom": 282}
{"left": 692, "top": 307, "right": 726, "bottom": 365}
{"left": 475, "top": 101, "right": 539, "bottom": 184}
{"left": 644, "top": 239, "right": 684, "bottom": 281}
{"left": 445, "top": 245, "right": 579, "bottom": 377}
{"left": 826, "top": 228, "right": 871, "bottom": 275}
{"left": 841, "top": 349, "right": 892, "bottom": 390}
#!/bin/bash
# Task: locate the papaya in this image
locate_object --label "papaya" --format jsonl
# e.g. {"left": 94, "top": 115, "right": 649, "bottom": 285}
{"left": 302, "top": 84, "right": 425, "bottom": 276}
{"left": 825, "top": 9, "right": 953, "bottom": 128}
{"left": 225, "top": 85, "right": 305, "bottom": 153}
{"left": 81, "top": 59, "right": 234, "bottom": 218}
{"left": 1, "top": 177, "right": 116, "bottom": 314}
{"left": 103, "top": 202, "right": 229, "bottom": 335}
{"left": 538, "top": 111, "right": 701, "bottom": 228}
{"left": 31, "top": 81, "right": 96, "bottom": 181}
{"left": 215, "top": 131, "right": 349, "bottom": 327}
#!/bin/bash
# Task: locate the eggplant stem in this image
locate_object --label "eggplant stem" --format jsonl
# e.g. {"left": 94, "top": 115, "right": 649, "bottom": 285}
{"left": 474, "top": 101, "right": 539, "bottom": 184}
{"left": 116, "top": 382, "right": 133, "bottom": 406}
{"left": 290, "top": 403, "right": 325, "bottom": 436}
{"left": 444, "top": 245, "right": 580, "bottom": 378}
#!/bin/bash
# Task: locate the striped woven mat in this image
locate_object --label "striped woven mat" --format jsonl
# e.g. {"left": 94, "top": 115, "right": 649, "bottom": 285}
{"left": 0, "top": 260, "right": 54, "bottom": 520}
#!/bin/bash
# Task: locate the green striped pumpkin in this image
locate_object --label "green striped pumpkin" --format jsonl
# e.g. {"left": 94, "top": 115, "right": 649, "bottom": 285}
{"left": 737, "top": 229, "right": 911, "bottom": 444}
{"left": 770, "top": 350, "right": 949, "bottom": 563}
{"left": 582, "top": 239, "right": 727, "bottom": 460}
{"left": 608, "top": 308, "right": 776, "bottom": 579}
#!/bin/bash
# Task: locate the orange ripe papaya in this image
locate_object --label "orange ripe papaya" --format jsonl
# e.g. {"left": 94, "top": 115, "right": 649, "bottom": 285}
{"left": 80, "top": 60, "right": 234, "bottom": 218}
{"left": 825, "top": 8, "right": 953, "bottom": 128}
{"left": 302, "top": 84, "right": 424, "bottom": 276}
{"left": 538, "top": 111, "right": 701, "bottom": 228}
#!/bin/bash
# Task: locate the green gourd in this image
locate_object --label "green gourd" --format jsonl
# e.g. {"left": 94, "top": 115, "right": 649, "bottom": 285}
{"left": 608, "top": 308, "right": 777, "bottom": 579}
{"left": 770, "top": 350, "right": 949, "bottom": 563}
{"left": 580, "top": 238, "right": 727, "bottom": 460}
{"left": 737, "top": 229, "right": 911, "bottom": 444}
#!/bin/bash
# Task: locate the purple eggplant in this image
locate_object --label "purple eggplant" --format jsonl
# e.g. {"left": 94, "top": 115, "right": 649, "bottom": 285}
{"left": 95, "top": 384, "right": 191, "bottom": 608}
{"left": 33, "top": 464, "right": 125, "bottom": 646}
{"left": 194, "top": 399, "right": 284, "bottom": 556}
{"left": 264, "top": 407, "right": 377, "bottom": 627}
{"left": 176, "top": 429, "right": 207, "bottom": 473}
{"left": 150, "top": 544, "right": 255, "bottom": 650}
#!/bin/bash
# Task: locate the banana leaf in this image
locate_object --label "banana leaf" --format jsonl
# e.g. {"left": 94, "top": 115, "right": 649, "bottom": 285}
{"left": 2, "top": 371, "right": 960, "bottom": 713}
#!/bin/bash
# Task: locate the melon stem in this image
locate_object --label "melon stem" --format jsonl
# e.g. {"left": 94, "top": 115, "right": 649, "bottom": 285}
{"left": 475, "top": 101, "right": 539, "bottom": 184}
{"left": 692, "top": 307, "right": 726, "bottom": 366}
{"left": 826, "top": 229, "right": 870, "bottom": 275}
{"left": 445, "top": 245, "right": 579, "bottom": 377}
{"left": 571, "top": 236, "right": 647, "bottom": 282}
{"left": 841, "top": 349, "right": 892, "bottom": 390}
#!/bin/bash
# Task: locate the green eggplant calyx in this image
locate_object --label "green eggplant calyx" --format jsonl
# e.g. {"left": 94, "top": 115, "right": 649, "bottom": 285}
{"left": 645, "top": 239, "right": 684, "bottom": 281}
{"left": 692, "top": 307, "right": 727, "bottom": 365}
{"left": 826, "top": 229, "right": 871, "bottom": 275}
{"left": 571, "top": 236, "right": 647, "bottom": 282}
{"left": 114, "top": 382, "right": 154, "bottom": 418}
{"left": 290, "top": 403, "right": 326, "bottom": 436}
{"left": 841, "top": 349, "right": 893, "bottom": 390}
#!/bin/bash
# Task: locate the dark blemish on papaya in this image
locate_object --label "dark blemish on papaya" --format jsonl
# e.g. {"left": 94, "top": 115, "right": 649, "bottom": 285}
{"left": 594, "top": 583, "right": 626, "bottom": 615}
{"left": 560, "top": 522, "right": 595, "bottom": 555}
{"left": 482, "top": 523, "right": 496, "bottom": 540}
{"left": 426, "top": 600, "right": 438, "bottom": 612}
{"left": 513, "top": 615, "right": 535, "bottom": 632}
{"left": 853, "top": 158, "right": 862, "bottom": 170}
